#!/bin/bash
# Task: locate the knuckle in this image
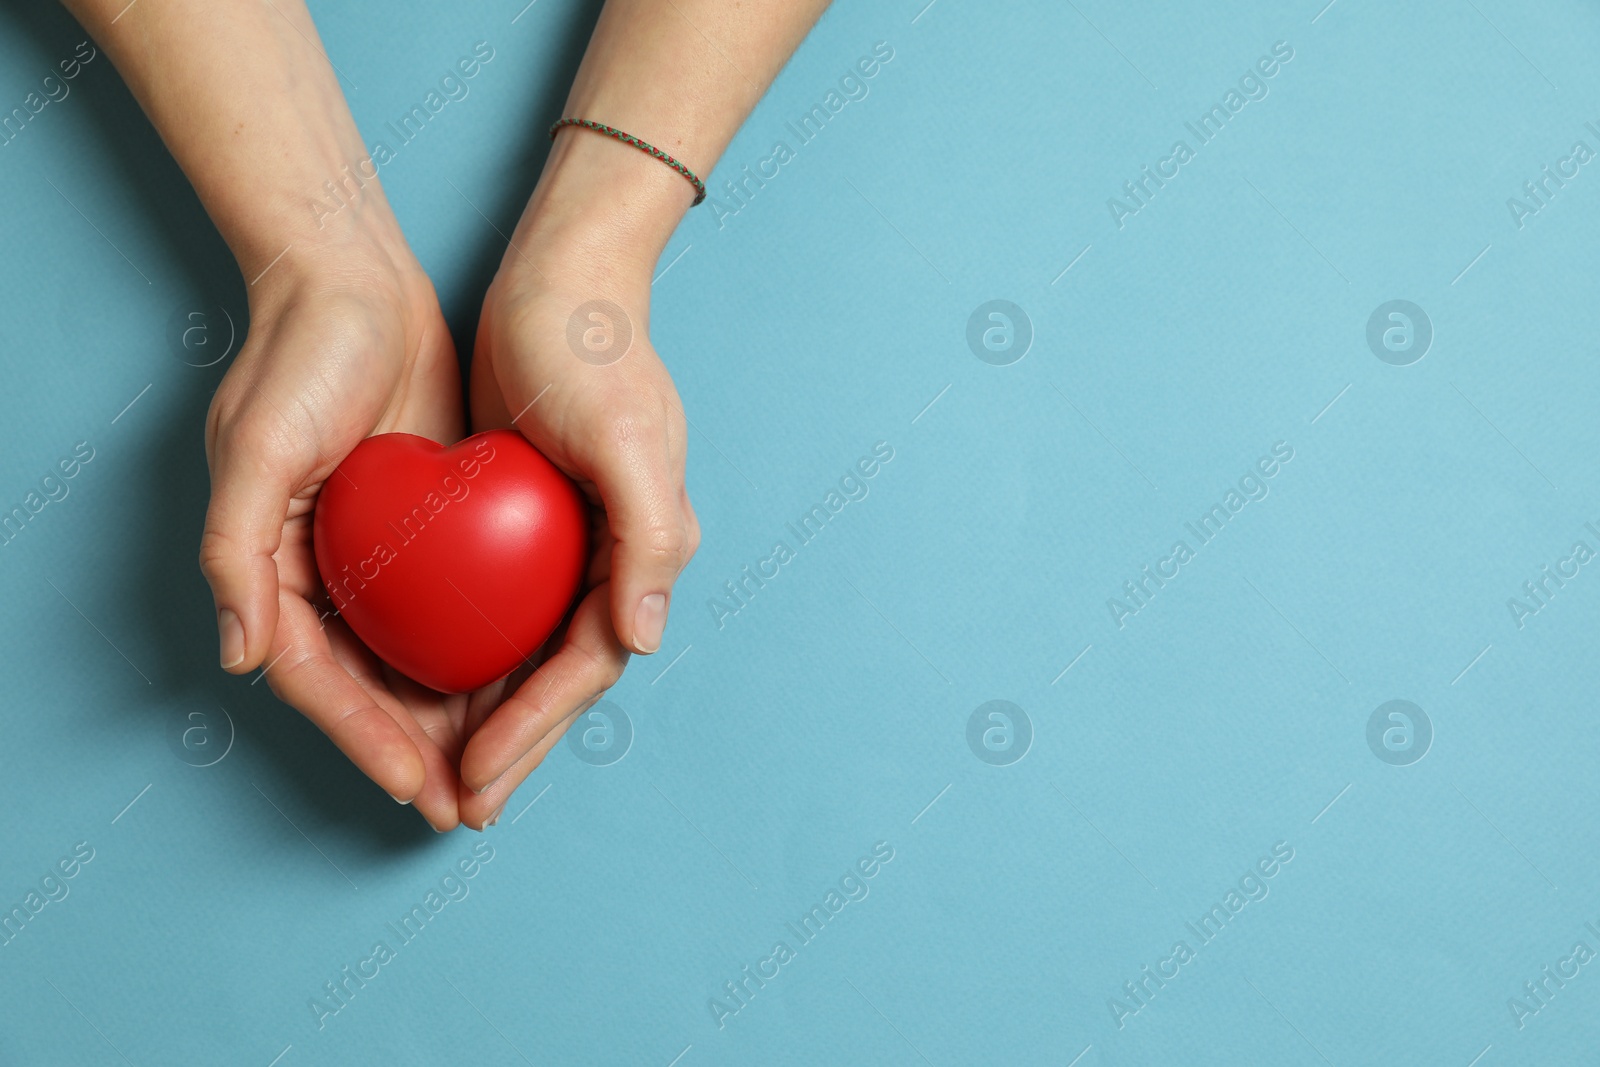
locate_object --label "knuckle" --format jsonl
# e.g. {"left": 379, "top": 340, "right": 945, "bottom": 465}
{"left": 209, "top": 391, "right": 301, "bottom": 467}
{"left": 633, "top": 522, "right": 688, "bottom": 572}
{"left": 569, "top": 640, "right": 624, "bottom": 693}
{"left": 196, "top": 528, "right": 237, "bottom": 583}
{"left": 205, "top": 376, "right": 245, "bottom": 431}
{"left": 259, "top": 652, "right": 307, "bottom": 704}
{"left": 601, "top": 407, "right": 663, "bottom": 451}
{"left": 271, "top": 643, "right": 318, "bottom": 688}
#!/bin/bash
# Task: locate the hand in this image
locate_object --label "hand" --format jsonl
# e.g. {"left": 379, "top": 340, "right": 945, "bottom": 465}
{"left": 56, "top": 0, "right": 485, "bottom": 828}
{"left": 456, "top": 216, "right": 700, "bottom": 829}
{"left": 200, "top": 242, "right": 472, "bottom": 831}
{"left": 68, "top": 0, "right": 824, "bottom": 833}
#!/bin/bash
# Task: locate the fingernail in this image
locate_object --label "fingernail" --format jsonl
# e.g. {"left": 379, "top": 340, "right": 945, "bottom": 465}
{"left": 218, "top": 608, "right": 245, "bottom": 669}
{"left": 389, "top": 792, "right": 412, "bottom": 805}
{"left": 486, "top": 805, "right": 505, "bottom": 828}
{"left": 472, "top": 772, "right": 502, "bottom": 797}
{"left": 634, "top": 593, "right": 667, "bottom": 653}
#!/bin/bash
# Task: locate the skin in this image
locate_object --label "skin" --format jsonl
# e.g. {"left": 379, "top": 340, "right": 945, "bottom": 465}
{"left": 61, "top": 0, "right": 830, "bottom": 831}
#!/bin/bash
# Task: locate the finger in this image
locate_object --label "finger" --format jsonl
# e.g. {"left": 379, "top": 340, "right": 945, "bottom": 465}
{"left": 262, "top": 593, "right": 428, "bottom": 804}
{"left": 200, "top": 407, "right": 297, "bottom": 673}
{"left": 384, "top": 690, "right": 462, "bottom": 832}
{"left": 458, "top": 701, "right": 591, "bottom": 831}
{"left": 591, "top": 408, "right": 690, "bottom": 654}
{"left": 462, "top": 648, "right": 544, "bottom": 739}
{"left": 378, "top": 661, "right": 469, "bottom": 765}
{"left": 325, "top": 631, "right": 463, "bottom": 833}
{"left": 456, "top": 625, "right": 576, "bottom": 829}
{"left": 458, "top": 586, "right": 628, "bottom": 794}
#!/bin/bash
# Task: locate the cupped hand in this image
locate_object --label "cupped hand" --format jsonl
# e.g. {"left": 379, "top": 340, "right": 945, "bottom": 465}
{"left": 456, "top": 234, "right": 700, "bottom": 829}
{"left": 200, "top": 245, "right": 472, "bottom": 831}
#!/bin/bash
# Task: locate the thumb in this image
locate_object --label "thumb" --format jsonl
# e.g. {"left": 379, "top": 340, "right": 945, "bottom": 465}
{"left": 199, "top": 419, "right": 292, "bottom": 673}
{"left": 590, "top": 413, "right": 691, "bottom": 655}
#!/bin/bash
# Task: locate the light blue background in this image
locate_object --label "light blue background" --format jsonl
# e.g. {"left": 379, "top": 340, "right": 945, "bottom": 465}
{"left": 3, "top": 0, "right": 1599, "bottom": 1063}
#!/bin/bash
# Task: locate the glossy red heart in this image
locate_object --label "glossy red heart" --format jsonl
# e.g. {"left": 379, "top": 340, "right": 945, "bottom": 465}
{"left": 312, "top": 430, "right": 588, "bottom": 693}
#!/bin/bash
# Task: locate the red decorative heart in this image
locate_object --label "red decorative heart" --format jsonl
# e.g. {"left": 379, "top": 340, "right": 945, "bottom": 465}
{"left": 312, "top": 430, "right": 588, "bottom": 693}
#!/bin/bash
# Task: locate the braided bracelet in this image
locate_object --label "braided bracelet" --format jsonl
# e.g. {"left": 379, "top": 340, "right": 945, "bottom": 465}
{"left": 548, "top": 118, "right": 707, "bottom": 206}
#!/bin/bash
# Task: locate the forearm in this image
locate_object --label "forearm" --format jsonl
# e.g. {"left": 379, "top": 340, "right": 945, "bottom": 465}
{"left": 516, "top": 0, "right": 832, "bottom": 277}
{"left": 59, "top": 0, "right": 406, "bottom": 283}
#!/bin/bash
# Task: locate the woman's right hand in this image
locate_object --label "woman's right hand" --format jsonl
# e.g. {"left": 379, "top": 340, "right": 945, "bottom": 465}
{"left": 200, "top": 240, "right": 473, "bottom": 831}
{"left": 57, "top": 0, "right": 479, "bottom": 825}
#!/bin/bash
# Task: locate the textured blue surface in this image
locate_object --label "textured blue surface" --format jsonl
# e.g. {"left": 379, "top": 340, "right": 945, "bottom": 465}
{"left": 4, "top": 0, "right": 1600, "bottom": 1063}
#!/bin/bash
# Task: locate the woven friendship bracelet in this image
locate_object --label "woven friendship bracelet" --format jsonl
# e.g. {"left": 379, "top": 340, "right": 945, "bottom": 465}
{"left": 549, "top": 118, "right": 707, "bottom": 206}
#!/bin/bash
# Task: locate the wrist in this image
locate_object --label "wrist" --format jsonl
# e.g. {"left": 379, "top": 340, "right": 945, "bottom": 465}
{"left": 502, "top": 125, "right": 696, "bottom": 294}
{"left": 239, "top": 231, "right": 438, "bottom": 366}
{"left": 236, "top": 181, "right": 424, "bottom": 302}
{"left": 220, "top": 156, "right": 417, "bottom": 291}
